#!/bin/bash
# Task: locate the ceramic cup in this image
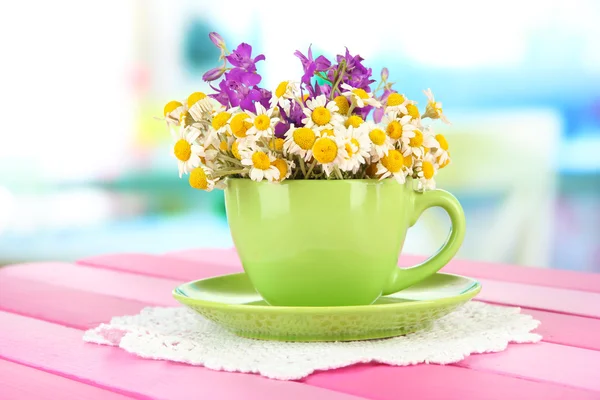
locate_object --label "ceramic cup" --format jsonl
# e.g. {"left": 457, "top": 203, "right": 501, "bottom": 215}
{"left": 224, "top": 178, "right": 466, "bottom": 307}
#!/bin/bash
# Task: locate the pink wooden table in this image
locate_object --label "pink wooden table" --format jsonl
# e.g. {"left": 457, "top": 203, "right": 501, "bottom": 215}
{"left": 1, "top": 248, "right": 600, "bottom": 400}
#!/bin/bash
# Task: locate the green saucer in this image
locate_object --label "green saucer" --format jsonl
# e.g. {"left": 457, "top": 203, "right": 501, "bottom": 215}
{"left": 173, "top": 272, "right": 481, "bottom": 342}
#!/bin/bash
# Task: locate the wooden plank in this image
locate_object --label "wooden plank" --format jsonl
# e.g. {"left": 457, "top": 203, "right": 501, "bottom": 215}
{"left": 72, "top": 252, "right": 600, "bottom": 319}
{"left": 2, "top": 273, "right": 600, "bottom": 352}
{"left": 0, "top": 276, "right": 148, "bottom": 329}
{"left": 519, "top": 308, "right": 600, "bottom": 351}
{"left": 456, "top": 342, "right": 600, "bottom": 391}
{"left": 165, "top": 248, "right": 600, "bottom": 293}
{"left": 4, "top": 261, "right": 600, "bottom": 351}
{"left": 0, "top": 312, "right": 366, "bottom": 400}
{"left": 477, "top": 278, "right": 600, "bottom": 318}
{"left": 0, "top": 263, "right": 179, "bottom": 306}
{"left": 304, "top": 363, "right": 600, "bottom": 400}
{"left": 78, "top": 252, "right": 242, "bottom": 282}
{"left": 164, "top": 247, "right": 241, "bottom": 265}
{"left": 0, "top": 359, "right": 135, "bottom": 400}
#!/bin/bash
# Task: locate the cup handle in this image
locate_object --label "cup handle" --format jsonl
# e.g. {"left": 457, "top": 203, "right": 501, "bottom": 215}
{"left": 382, "top": 188, "right": 466, "bottom": 295}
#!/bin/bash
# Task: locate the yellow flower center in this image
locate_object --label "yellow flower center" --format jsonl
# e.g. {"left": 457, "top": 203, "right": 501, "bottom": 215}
{"left": 163, "top": 100, "right": 182, "bottom": 117}
{"left": 179, "top": 112, "right": 193, "bottom": 127}
{"left": 271, "top": 159, "right": 288, "bottom": 181}
{"left": 438, "top": 152, "right": 451, "bottom": 169}
{"left": 189, "top": 167, "right": 209, "bottom": 190}
{"left": 352, "top": 88, "right": 369, "bottom": 99}
{"left": 232, "top": 140, "right": 242, "bottom": 160}
{"left": 369, "top": 128, "right": 386, "bottom": 145}
{"left": 435, "top": 134, "right": 449, "bottom": 151}
{"left": 275, "top": 81, "right": 289, "bottom": 98}
{"left": 251, "top": 151, "right": 271, "bottom": 170}
{"left": 293, "top": 127, "right": 316, "bottom": 150}
{"left": 311, "top": 106, "right": 331, "bottom": 126}
{"left": 269, "top": 138, "right": 284, "bottom": 152}
{"left": 230, "top": 113, "right": 252, "bottom": 138}
{"left": 212, "top": 112, "right": 231, "bottom": 130}
{"left": 345, "top": 115, "right": 364, "bottom": 128}
{"left": 387, "top": 93, "right": 405, "bottom": 107}
{"left": 386, "top": 121, "right": 402, "bottom": 139}
{"left": 410, "top": 130, "right": 423, "bottom": 147}
{"left": 313, "top": 137, "right": 338, "bottom": 164}
{"left": 334, "top": 96, "right": 350, "bottom": 115}
{"left": 254, "top": 114, "right": 271, "bottom": 131}
{"left": 174, "top": 139, "right": 192, "bottom": 161}
{"left": 345, "top": 138, "right": 360, "bottom": 157}
{"left": 345, "top": 143, "right": 354, "bottom": 157}
{"left": 404, "top": 154, "right": 414, "bottom": 168}
{"left": 303, "top": 93, "right": 310, "bottom": 102}
{"left": 422, "top": 161, "right": 435, "bottom": 179}
{"left": 321, "top": 129, "right": 335, "bottom": 137}
{"left": 382, "top": 150, "right": 403, "bottom": 173}
{"left": 187, "top": 92, "right": 207, "bottom": 107}
{"left": 406, "top": 104, "right": 420, "bottom": 119}
{"left": 219, "top": 141, "right": 229, "bottom": 151}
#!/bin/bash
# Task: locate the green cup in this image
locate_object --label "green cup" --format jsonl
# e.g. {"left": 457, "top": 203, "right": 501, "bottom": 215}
{"left": 224, "top": 178, "right": 466, "bottom": 307}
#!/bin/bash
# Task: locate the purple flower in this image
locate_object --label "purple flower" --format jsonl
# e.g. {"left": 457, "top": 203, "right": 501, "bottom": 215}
{"left": 381, "top": 67, "right": 389, "bottom": 81}
{"left": 226, "top": 43, "right": 265, "bottom": 73}
{"left": 226, "top": 67, "right": 262, "bottom": 86}
{"left": 274, "top": 121, "right": 290, "bottom": 138}
{"left": 202, "top": 66, "right": 225, "bottom": 82}
{"left": 287, "top": 101, "right": 305, "bottom": 126}
{"left": 209, "top": 32, "right": 226, "bottom": 50}
{"left": 294, "top": 46, "right": 332, "bottom": 95}
{"left": 330, "top": 48, "right": 375, "bottom": 94}
{"left": 373, "top": 89, "right": 394, "bottom": 123}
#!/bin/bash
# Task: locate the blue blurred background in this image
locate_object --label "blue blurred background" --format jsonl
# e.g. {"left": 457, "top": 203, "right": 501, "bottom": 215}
{"left": 0, "top": 0, "right": 598, "bottom": 271}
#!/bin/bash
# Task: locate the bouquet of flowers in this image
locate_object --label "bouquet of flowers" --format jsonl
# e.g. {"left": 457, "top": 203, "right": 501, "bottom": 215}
{"left": 160, "top": 32, "right": 451, "bottom": 192}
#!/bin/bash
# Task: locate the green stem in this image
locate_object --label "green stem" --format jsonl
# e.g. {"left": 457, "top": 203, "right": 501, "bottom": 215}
{"left": 298, "top": 157, "right": 307, "bottom": 177}
{"left": 334, "top": 166, "right": 344, "bottom": 180}
{"left": 329, "top": 61, "right": 347, "bottom": 101}
{"left": 305, "top": 159, "right": 318, "bottom": 178}
{"left": 212, "top": 168, "right": 245, "bottom": 178}
{"left": 348, "top": 102, "right": 356, "bottom": 116}
{"left": 315, "top": 72, "right": 333, "bottom": 83}
{"left": 220, "top": 154, "right": 242, "bottom": 164}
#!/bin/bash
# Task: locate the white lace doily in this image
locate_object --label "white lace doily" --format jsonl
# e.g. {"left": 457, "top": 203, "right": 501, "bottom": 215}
{"left": 83, "top": 301, "right": 541, "bottom": 380}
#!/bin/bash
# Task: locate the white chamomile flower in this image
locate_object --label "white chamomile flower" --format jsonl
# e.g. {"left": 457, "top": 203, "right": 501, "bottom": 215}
{"left": 401, "top": 127, "right": 438, "bottom": 159}
{"left": 283, "top": 124, "right": 316, "bottom": 160}
{"left": 270, "top": 81, "right": 298, "bottom": 112}
{"left": 363, "top": 121, "right": 393, "bottom": 160}
{"left": 312, "top": 134, "right": 347, "bottom": 177}
{"left": 171, "top": 125, "right": 203, "bottom": 177}
{"left": 162, "top": 100, "right": 187, "bottom": 126}
{"left": 339, "top": 126, "right": 371, "bottom": 173}
{"left": 187, "top": 92, "right": 215, "bottom": 121}
{"left": 384, "top": 92, "right": 409, "bottom": 115}
{"left": 211, "top": 109, "right": 234, "bottom": 135}
{"left": 422, "top": 88, "right": 450, "bottom": 124}
{"left": 240, "top": 146, "right": 280, "bottom": 182}
{"left": 381, "top": 113, "right": 416, "bottom": 143}
{"left": 430, "top": 131, "right": 450, "bottom": 166}
{"left": 246, "top": 103, "right": 279, "bottom": 139}
{"left": 415, "top": 153, "right": 438, "bottom": 190}
{"left": 340, "top": 83, "right": 382, "bottom": 108}
{"left": 227, "top": 109, "right": 256, "bottom": 139}
{"left": 188, "top": 165, "right": 216, "bottom": 192}
{"left": 302, "top": 95, "right": 344, "bottom": 129}
{"left": 376, "top": 149, "right": 409, "bottom": 184}
{"left": 271, "top": 158, "right": 295, "bottom": 182}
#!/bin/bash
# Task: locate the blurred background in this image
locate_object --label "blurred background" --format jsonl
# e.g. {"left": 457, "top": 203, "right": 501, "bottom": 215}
{"left": 0, "top": 0, "right": 598, "bottom": 271}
